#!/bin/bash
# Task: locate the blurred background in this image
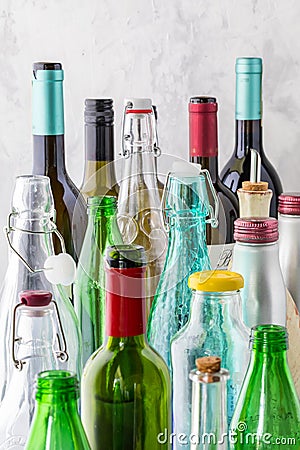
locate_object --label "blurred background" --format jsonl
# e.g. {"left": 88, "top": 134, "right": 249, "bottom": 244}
{"left": 0, "top": 0, "right": 300, "bottom": 281}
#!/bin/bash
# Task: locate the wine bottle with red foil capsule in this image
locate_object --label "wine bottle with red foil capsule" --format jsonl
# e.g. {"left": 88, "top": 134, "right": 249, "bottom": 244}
{"left": 81, "top": 245, "right": 171, "bottom": 450}
{"left": 189, "top": 96, "right": 238, "bottom": 269}
{"left": 220, "top": 57, "right": 283, "bottom": 218}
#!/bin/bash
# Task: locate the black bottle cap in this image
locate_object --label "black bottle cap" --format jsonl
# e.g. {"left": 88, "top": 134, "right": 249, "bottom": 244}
{"left": 84, "top": 98, "right": 114, "bottom": 125}
{"left": 33, "top": 62, "right": 62, "bottom": 71}
{"left": 190, "top": 96, "right": 217, "bottom": 104}
{"left": 106, "top": 245, "right": 146, "bottom": 269}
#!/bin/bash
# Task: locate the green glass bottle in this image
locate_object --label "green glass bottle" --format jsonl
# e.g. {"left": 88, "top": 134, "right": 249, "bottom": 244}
{"left": 81, "top": 245, "right": 171, "bottom": 450}
{"left": 74, "top": 196, "right": 122, "bottom": 366}
{"left": 25, "top": 370, "right": 91, "bottom": 450}
{"left": 230, "top": 325, "right": 300, "bottom": 449}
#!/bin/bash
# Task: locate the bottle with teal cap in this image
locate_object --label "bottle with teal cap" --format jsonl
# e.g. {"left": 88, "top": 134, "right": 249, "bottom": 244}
{"left": 221, "top": 57, "right": 282, "bottom": 217}
{"left": 32, "top": 62, "right": 86, "bottom": 262}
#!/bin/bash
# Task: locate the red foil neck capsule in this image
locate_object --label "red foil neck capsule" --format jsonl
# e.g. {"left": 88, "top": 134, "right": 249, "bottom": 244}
{"left": 189, "top": 98, "right": 218, "bottom": 158}
{"left": 278, "top": 192, "right": 300, "bottom": 216}
{"left": 105, "top": 266, "right": 146, "bottom": 337}
{"left": 234, "top": 217, "right": 279, "bottom": 243}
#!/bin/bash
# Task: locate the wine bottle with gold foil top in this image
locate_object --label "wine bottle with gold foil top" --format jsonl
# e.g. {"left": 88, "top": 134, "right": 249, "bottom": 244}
{"left": 117, "top": 98, "right": 167, "bottom": 315}
{"left": 32, "top": 62, "right": 85, "bottom": 261}
{"left": 81, "top": 99, "right": 118, "bottom": 200}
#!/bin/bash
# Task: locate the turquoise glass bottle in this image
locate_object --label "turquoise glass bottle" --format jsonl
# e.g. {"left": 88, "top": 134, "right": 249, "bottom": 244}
{"left": 74, "top": 196, "right": 122, "bottom": 366}
{"left": 147, "top": 171, "right": 217, "bottom": 370}
{"left": 26, "top": 370, "right": 91, "bottom": 449}
{"left": 230, "top": 325, "right": 300, "bottom": 449}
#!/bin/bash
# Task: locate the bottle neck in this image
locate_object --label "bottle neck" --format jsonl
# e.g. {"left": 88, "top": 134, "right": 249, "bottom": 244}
{"left": 33, "top": 135, "right": 66, "bottom": 176}
{"left": 105, "top": 267, "right": 147, "bottom": 340}
{"left": 234, "top": 120, "right": 264, "bottom": 158}
{"left": 189, "top": 290, "right": 243, "bottom": 326}
{"left": 190, "top": 156, "right": 218, "bottom": 184}
{"left": 82, "top": 123, "right": 117, "bottom": 192}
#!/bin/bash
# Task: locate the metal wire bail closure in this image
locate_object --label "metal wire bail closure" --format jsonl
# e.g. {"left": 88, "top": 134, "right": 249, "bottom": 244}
{"left": 161, "top": 168, "right": 219, "bottom": 233}
{"left": 12, "top": 299, "right": 69, "bottom": 371}
{"left": 4, "top": 212, "right": 66, "bottom": 274}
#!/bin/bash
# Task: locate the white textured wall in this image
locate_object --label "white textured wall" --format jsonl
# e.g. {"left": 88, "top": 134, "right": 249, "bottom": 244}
{"left": 1, "top": 0, "right": 300, "bottom": 282}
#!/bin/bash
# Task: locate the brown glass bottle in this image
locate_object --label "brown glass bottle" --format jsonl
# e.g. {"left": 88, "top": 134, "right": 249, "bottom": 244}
{"left": 32, "top": 62, "right": 85, "bottom": 262}
{"left": 189, "top": 96, "right": 238, "bottom": 269}
{"left": 81, "top": 98, "right": 118, "bottom": 199}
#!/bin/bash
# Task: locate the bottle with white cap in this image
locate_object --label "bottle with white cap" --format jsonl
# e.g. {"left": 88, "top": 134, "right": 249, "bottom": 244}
{"left": 117, "top": 98, "right": 167, "bottom": 315}
{"left": 0, "top": 176, "right": 81, "bottom": 411}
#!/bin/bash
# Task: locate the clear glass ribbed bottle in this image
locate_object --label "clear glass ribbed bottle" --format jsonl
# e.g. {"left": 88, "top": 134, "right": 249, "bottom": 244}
{"left": 0, "top": 290, "right": 69, "bottom": 448}
{"left": 26, "top": 370, "right": 91, "bottom": 449}
{"left": 0, "top": 176, "right": 81, "bottom": 409}
{"left": 81, "top": 245, "right": 171, "bottom": 449}
{"left": 74, "top": 196, "right": 122, "bottom": 366}
{"left": 171, "top": 271, "right": 249, "bottom": 450}
{"left": 230, "top": 325, "right": 300, "bottom": 449}
{"left": 189, "top": 356, "right": 229, "bottom": 450}
{"left": 147, "top": 172, "right": 212, "bottom": 370}
{"left": 117, "top": 98, "right": 167, "bottom": 316}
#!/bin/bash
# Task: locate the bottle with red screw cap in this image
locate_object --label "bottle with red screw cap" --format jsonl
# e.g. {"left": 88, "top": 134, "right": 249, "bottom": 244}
{"left": 0, "top": 290, "right": 69, "bottom": 448}
{"left": 278, "top": 193, "right": 300, "bottom": 313}
{"left": 231, "top": 217, "right": 286, "bottom": 328}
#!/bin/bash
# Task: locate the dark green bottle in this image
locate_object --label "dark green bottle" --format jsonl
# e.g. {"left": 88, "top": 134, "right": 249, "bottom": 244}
{"left": 25, "top": 370, "right": 91, "bottom": 449}
{"left": 230, "top": 325, "right": 300, "bottom": 449}
{"left": 74, "top": 196, "right": 122, "bottom": 366}
{"left": 81, "top": 245, "right": 171, "bottom": 450}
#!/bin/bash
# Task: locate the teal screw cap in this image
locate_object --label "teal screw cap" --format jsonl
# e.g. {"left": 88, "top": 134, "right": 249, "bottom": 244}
{"left": 32, "top": 62, "right": 65, "bottom": 135}
{"left": 235, "top": 57, "right": 262, "bottom": 120}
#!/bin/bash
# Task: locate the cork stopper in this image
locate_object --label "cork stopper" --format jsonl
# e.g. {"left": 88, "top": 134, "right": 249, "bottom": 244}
{"left": 242, "top": 181, "right": 268, "bottom": 192}
{"left": 196, "top": 356, "right": 221, "bottom": 373}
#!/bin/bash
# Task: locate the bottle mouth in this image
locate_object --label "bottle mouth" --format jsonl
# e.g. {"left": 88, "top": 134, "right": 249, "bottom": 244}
{"left": 278, "top": 192, "right": 300, "bottom": 215}
{"left": 189, "top": 96, "right": 218, "bottom": 113}
{"left": 106, "top": 244, "right": 147, "bottom": 269}
{"left": 250, "top": 324, "right": 288, "bottom": 352}
{"left": 36, "top": 370, "right": 79, "bottom": 398}
{"left": 84, "top": 98, "right": 114, "bottom": 125}
{"left": 87, "top": 195, "right": 117, "bottom": 211}
{"left": 234, "top": 217, "right": 278, "bottom": 243}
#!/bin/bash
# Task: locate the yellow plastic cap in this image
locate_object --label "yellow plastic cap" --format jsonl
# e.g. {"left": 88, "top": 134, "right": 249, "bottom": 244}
{"left": 188, "top": 270, "right": 244, "bottom": 292}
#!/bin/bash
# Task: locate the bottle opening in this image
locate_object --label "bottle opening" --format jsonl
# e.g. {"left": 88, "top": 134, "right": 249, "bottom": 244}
{"left": 250, "top": 324, "right": 288, "bottom": 352}
{"left": 36, "top": 370, "right": 79, "bottom": 397}
{"left": 106, "top": 244, "right": 146, "bottom": 269}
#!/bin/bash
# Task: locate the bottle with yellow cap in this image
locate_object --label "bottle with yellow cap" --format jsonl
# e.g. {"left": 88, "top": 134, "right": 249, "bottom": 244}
{"left": 171, "top": 270, "right": 249, "bottom": 450}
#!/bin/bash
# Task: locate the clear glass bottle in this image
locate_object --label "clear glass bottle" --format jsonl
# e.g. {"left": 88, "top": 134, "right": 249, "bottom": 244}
{"left": 189, "top": 357, "right": 229, "bottom": 450}
{"left": 232, "top": 217, "right": 286, "bottom": 327}
{"left": 26, "top": 370, "right": 91, "bottom": 449}
{"left": 0, "top": 290, "right": 68, "bottom": 448}
{"left": 171, "top": 270, "right": 249, "bottom": 449}
{"left": 0, "top": 176, "right": 81, "bottom": 407}
{"left": 81, "top": 99, "right": 118, "bottom": 200}
{"left": 81, "top": 245, "right": 171, "bottom": 450}
{"left": 230, "top": 325, "right": 300, "bottom": 449}
{"left": 147, "top": 171, "right": 215, "bottom": 370}
{"left": 117, "top": 98, "right": 167, "bottom": 316}
{"left": 74, "top": 196, "right": 122, "bottom": 366}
